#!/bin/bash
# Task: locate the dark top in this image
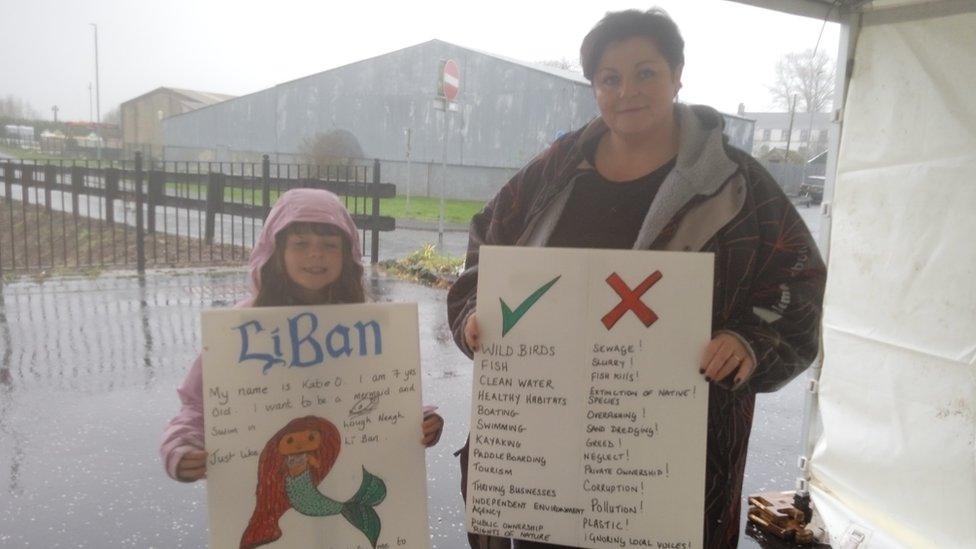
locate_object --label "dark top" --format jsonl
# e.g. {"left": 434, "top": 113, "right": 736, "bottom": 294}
{"left": 547, "top": 156, "right": 676, "bottom": 249}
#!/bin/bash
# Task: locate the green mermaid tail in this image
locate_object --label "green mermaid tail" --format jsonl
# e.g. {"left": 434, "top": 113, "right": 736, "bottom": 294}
{"left": 285, "top": 467, "right": 387, "bottom": 548}
{"left": 340, "top": 467, "right": 387, "bottom": 548}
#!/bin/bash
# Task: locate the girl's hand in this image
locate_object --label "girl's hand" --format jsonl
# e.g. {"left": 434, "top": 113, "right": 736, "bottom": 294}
{"left": 700, "top": 333, "right": 755, "bottom": 389}
{"left": 463, "top": 312, "right": 480, "bottom": 352}
{"left": 422, "top": 412, "right": 444, "bottom": 447}
{"left": 177, "top": 449, "right": 207, "bottom": 482}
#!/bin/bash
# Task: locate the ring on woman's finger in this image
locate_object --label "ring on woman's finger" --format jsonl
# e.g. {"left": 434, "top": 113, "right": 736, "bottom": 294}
{"left": 731, "top": 354, "right": 743, "bottom": 364}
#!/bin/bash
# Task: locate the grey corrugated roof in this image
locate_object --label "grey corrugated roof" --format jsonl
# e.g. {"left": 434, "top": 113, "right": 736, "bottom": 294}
{"left": 121, "top": 86, "right": 236, "bottom": 108}
{"left": 164, "top": 39, "right": 591, "bottom": 122}
{"left": 452, "top": 41, "right": 590, "bottom": 86}
{"left": 167, "top": 88, "right": 236, "bottom": 106}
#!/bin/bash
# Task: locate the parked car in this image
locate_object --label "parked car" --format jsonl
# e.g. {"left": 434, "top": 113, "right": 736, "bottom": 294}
{"left": 800, "top": 175, "right": 824, "bottom": 205}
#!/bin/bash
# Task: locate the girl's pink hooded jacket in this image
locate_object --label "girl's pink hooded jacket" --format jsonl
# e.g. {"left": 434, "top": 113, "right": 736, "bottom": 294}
{"left": 159, "top": 188, "right": 363, "bottom": 481}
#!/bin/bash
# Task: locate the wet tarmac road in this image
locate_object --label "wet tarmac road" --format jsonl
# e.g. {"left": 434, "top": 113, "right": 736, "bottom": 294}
{"left": 0, "top": 205, "right": 824, "bottom": 548}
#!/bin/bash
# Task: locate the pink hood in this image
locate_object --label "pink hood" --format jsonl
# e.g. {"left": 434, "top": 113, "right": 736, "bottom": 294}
{"left": 247, "top": 188, "right": 362, "bottom": 297}
{"left": 160, "top": 188, "right": 362, "bottom": 481}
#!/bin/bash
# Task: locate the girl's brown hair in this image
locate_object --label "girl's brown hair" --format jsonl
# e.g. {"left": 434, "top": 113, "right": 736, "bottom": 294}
{"left": 253, "top": 222, "right": 365, "bottom": 307}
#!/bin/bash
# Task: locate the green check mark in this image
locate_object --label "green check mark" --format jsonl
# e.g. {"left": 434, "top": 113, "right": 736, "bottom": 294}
{"left": 500, "top": 275, "right": 561, "bottom": 337}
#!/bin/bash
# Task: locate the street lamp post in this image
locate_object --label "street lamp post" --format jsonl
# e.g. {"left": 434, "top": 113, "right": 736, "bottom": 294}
{"left": 90, "top": 23, "right": 102, "bottom": 160}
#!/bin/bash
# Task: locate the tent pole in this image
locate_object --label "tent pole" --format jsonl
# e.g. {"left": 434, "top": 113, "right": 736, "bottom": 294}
{"left": 794, "top": 10, "right": 862, "bottom": 519}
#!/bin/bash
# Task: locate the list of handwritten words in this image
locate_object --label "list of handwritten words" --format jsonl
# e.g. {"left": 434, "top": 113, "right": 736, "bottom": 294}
{"left": 467, "top": 247, "right": 711, "bottom": 549}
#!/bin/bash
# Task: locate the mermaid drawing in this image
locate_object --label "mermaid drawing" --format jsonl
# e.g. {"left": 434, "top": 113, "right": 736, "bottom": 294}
{"left": 240, "top": 416, "right": 387, "bottom": 549}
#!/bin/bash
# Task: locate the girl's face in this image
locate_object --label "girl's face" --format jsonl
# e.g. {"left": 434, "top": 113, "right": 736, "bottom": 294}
{"left": 282, "top": 231, "right": 344, "bottom": 300}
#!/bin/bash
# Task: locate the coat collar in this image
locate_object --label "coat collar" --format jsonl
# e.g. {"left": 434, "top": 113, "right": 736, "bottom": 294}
{"left": 521, "top": 103, "right": 740, "bottom": 249}
{"left": 633, "top": 103, "right": 740, "bottom": 249}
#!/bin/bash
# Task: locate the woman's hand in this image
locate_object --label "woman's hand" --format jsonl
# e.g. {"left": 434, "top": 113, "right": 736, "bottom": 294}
{"left": 176, "top": 449, "right": 207, "bottom": 482}
{"left": 422, "top": 412, "right": 445, "bottom": 447}
{"left": 463, "top": 312, "right": 480, "bottom": 352}
{"left": 700, "top": 333, "right": 755, "bottom": 389}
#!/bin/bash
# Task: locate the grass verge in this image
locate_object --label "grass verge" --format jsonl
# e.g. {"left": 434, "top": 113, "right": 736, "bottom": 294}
{"left": 160, "top": 183, "right": 484, "bottom": 224}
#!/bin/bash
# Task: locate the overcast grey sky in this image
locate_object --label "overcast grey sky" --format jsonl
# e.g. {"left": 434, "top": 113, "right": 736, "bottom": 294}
{"left": 0, "top": 0, "right": 839, "bottom": 122}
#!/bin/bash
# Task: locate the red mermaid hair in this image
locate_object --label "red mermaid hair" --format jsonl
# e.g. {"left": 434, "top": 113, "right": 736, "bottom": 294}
{"left": 239, "top": 416, "right": 342, "bottom": 549}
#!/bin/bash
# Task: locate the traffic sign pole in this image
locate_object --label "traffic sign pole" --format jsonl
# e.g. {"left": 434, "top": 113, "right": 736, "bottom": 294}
{"left": 439, "top": 98, "right": 448, "bottom": 251}
{"left": 436, "top": 58, "right": 460, "bottom": 251}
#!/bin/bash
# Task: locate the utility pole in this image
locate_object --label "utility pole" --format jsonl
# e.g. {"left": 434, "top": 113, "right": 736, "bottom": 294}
{"left": 439, "top": 102, "right": 448, "bottom": 251}
{"left": 90, "top": 23, "right": 102, "bottom": 160}
{"left": 784, "top": 94, "right": 797, "bottom": 163}
{"left": 88, "top": 83, "right": 94, "bottom": 122}
{"left": 434, "top": 58, "right": 460, "bottom": 251}
{"left": 404, "top": 128, "right": 412, "bottom": 212}
{"left": 51, "top": 105, "right": 59, "bottom": 123}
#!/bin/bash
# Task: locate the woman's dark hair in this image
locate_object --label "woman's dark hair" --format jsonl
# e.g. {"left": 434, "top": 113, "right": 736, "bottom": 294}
{"left": 253, "top": 222, "right": 365, "bottom": 307}
{"left": 580, "top": 8, "right": 685, "bottom": 81}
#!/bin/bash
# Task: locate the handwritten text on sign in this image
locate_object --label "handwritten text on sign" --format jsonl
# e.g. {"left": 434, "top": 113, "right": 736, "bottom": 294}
{"left": 203, "top": 303, "right": 430, "bottom": 549}
{"left": 467, "top": 247, "right": 712, "bottom": 549}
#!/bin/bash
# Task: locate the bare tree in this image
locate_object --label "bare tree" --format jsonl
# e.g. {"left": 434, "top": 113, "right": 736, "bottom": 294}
{"left": 767, "top": 49, "right": 834, "bottom": 113}
{"left": 299, "top": 129, "right": 365, "bottom": 167}
{"left": 102, "top": 106, "right": 120, "bottom": 125}
{"left": 538, "top": 58, "right": 582, "bottom": 74}
{"left": 0, "top": 94, "right": 39, "bottom": 119}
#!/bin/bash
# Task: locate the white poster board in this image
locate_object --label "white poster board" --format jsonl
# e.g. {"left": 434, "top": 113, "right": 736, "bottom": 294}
{"left": 466, "top": 246, "right": 712, "bottom": 548}
{"left": 202, "top": 303, "right": 431, "bottom": 549}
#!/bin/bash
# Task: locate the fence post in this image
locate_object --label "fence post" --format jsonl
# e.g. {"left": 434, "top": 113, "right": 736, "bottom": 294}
{"left": 262, "top": 154, "right": 271, "bottom": 215}
{"left": 0, "top": 161, "right": 5, "bottom": 282}
{"left": 135, "top": 152, "right": 146, "bottom": 273}
{"left": 0, "top": 164, "right": 3, "bottom": 281}
{"left": 2, "top": 162, "right": 10, "bottom": 203}
{"left": 43, "top": 165, "right": 55, "bottom": 213}
{"left": 70, "top": 165, "right": 84, "bottom": 214}
{"left": 147, "top": 169, "right": 164, "bottom": 234}
{"left": 370, "top": 159, "right": 381, "bottom": 265}
{"left": 205, "top": 171, "right": 225, "bottom": 244}
{"left": 21, "top": 164, "right": 33, "bottom": 203}
{"left": 104, "top": 167, "right": 119, "bottom": 224}
{"left": 0, "top": 161, "right": 7, "bottom": 196}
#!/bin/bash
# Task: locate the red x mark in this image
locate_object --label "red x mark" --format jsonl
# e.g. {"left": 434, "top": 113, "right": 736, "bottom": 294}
{"left": 601, "top": 271, "right": 662, "bottom": 330}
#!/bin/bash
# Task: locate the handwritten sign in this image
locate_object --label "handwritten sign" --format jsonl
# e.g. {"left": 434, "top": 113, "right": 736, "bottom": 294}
{"left": 466, "top": 246, "right": 712, "bottom": 548}
{"left": 202, "top": 303, "right": 431, "bottom": 549}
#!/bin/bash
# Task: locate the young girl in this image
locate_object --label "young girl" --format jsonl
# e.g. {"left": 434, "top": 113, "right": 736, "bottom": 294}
{"left": 160, "top": 188, "right": 444, "bottom": 483}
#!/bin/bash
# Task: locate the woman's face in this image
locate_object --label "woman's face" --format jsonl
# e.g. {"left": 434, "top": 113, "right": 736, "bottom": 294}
{"left": 592, "top": 36, "right": 683, "bottom": 139}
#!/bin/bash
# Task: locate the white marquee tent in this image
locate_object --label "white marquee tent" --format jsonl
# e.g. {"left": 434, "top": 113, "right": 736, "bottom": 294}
{"left": 728, "top": 1, "right": 975, "bottom": 546}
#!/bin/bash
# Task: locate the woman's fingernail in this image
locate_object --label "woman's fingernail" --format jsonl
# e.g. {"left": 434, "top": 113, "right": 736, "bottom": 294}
{"left": 698, "top": 369, "right": 704, "bottom": 374}
{"left": 705, "top": 376, "right": 712, "bottom": 382}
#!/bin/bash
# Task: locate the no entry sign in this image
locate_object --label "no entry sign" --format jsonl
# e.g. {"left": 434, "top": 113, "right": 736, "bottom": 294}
{"left": 440, "top": 59, "right": 460, "bottom": 102}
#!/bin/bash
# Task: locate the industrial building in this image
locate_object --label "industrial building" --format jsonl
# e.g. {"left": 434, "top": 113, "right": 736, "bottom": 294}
{"left": 121, "top": 87, "right": 235, "bottom": 158}
{"left": 161, "top": 39, "right": 752, "bottom": 200}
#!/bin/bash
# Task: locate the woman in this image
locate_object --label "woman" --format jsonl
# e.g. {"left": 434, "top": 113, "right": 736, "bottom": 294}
{"left": 447, "top": 8, "right": 826, "bottom": 549}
